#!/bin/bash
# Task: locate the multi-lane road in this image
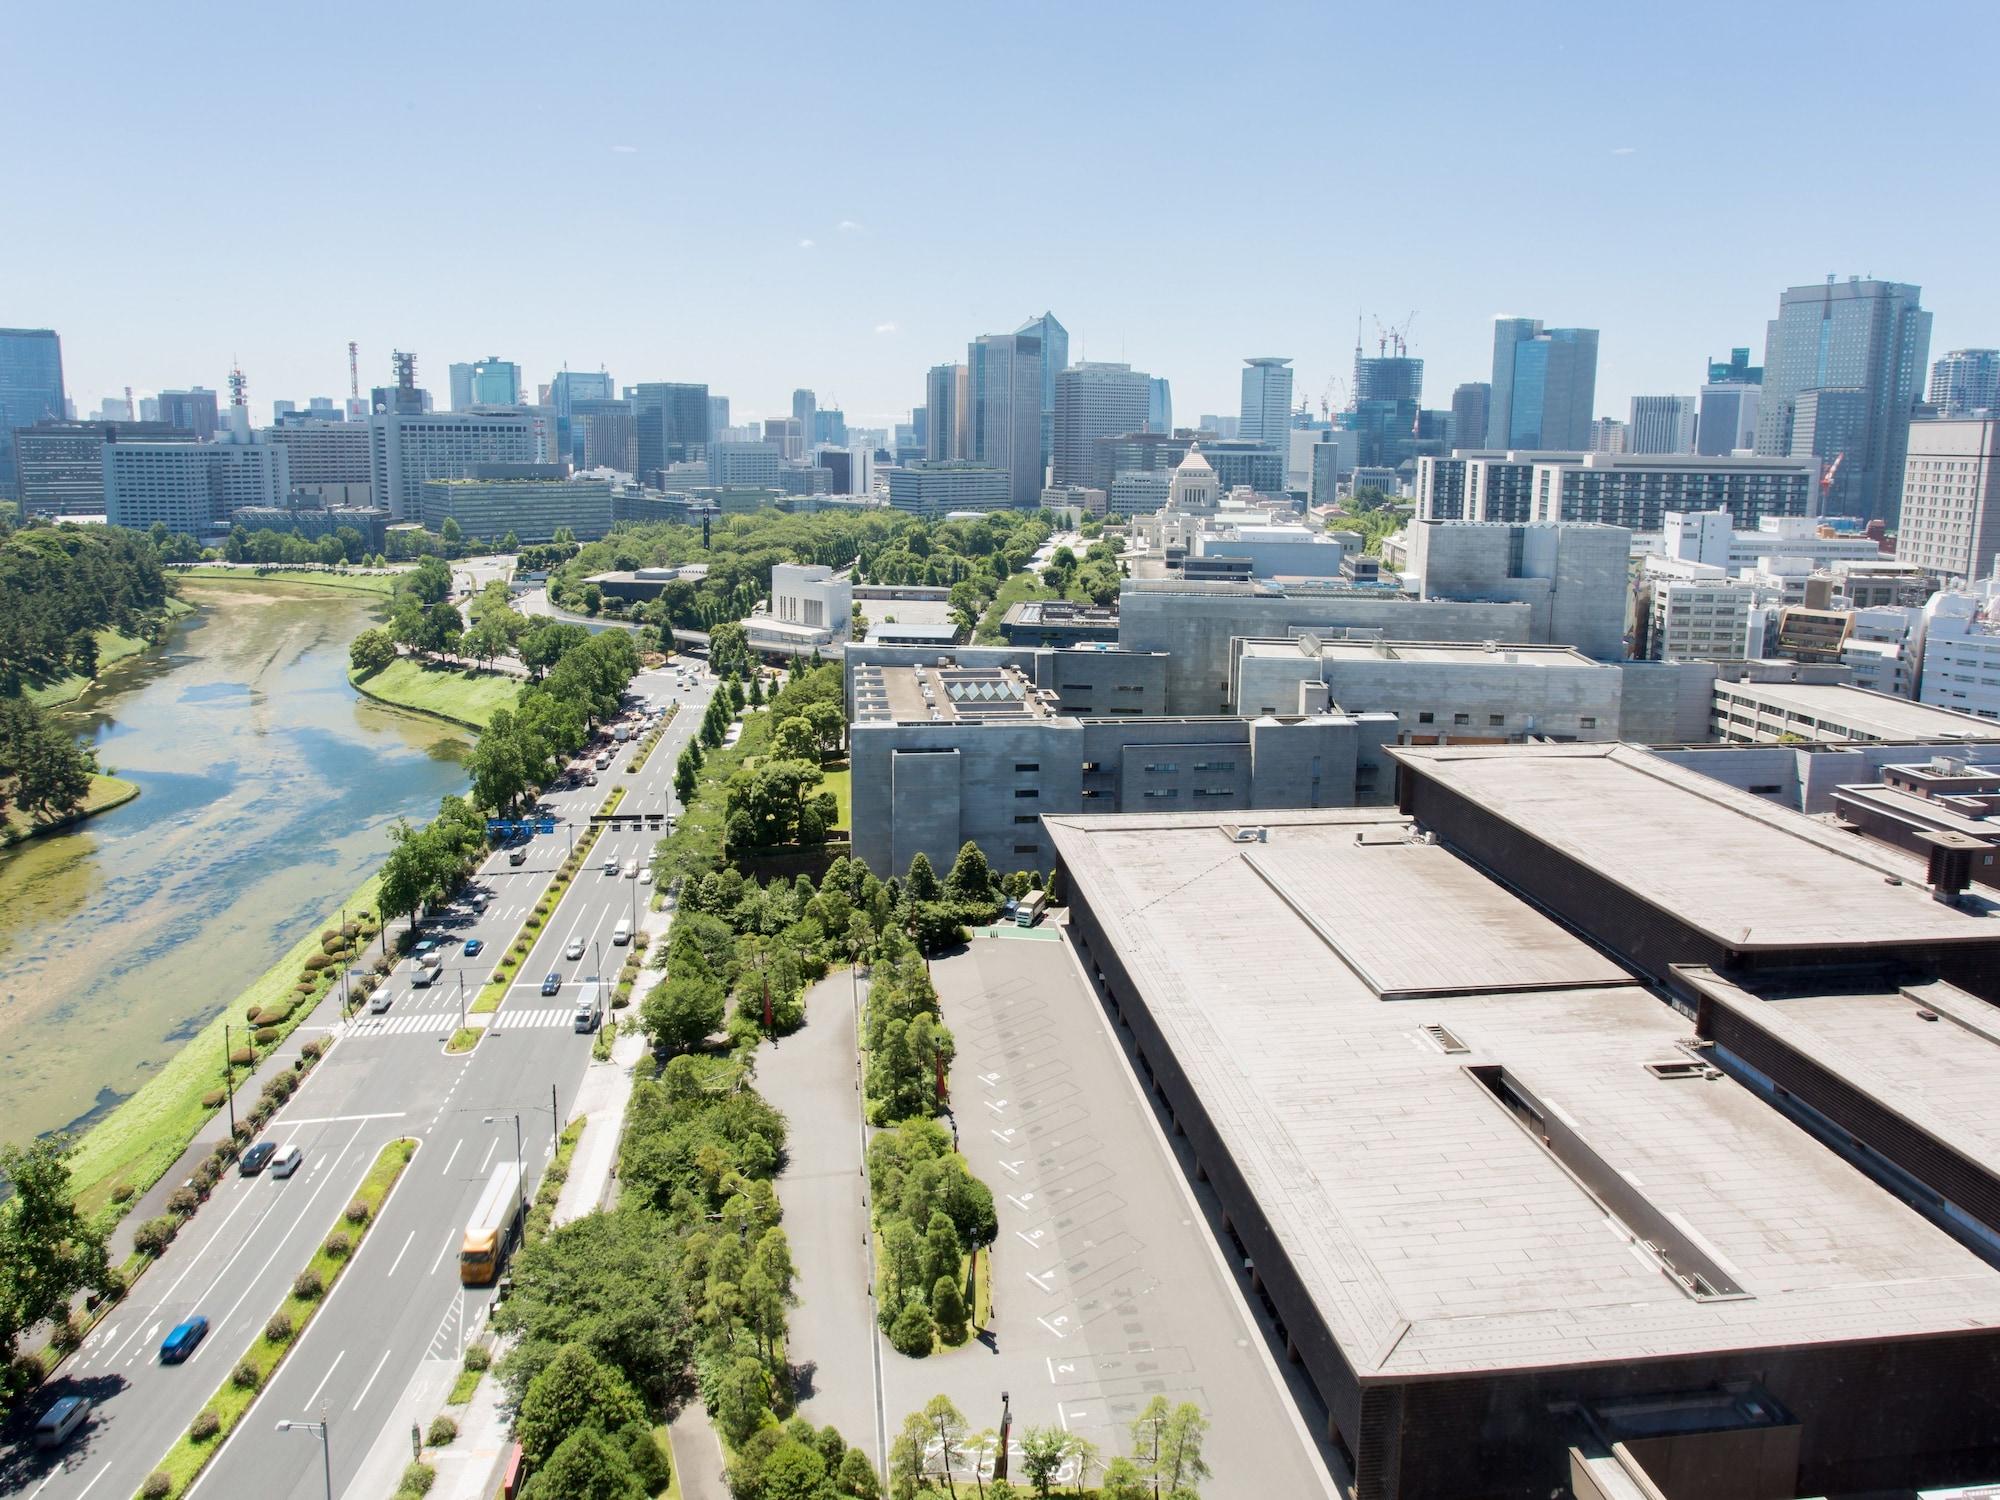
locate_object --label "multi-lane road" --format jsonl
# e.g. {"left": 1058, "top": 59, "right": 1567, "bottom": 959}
{"left": 8, "top": 660, "right": 710, "bottom": 1500}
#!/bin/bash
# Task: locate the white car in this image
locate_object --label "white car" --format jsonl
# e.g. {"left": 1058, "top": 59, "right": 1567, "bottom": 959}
{"left": 565, "top": 938, "right": 586, "bottom": 960}
{"left": 638, "top": 868, "right": 653, "bottom": 884}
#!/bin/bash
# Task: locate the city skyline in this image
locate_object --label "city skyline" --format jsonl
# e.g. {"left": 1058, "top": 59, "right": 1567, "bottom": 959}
{"left": 5, "top": 1, "right": 1996, "bottom": 430}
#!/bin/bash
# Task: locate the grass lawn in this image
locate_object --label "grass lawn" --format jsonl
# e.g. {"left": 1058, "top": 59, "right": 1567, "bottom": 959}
{"left": 0, "top": 772, "right": 138, "bottom": 846}
{"left": 656, "top": 1424, "right": 683, "bottom": 1500}
{"left": 65, "top": 871, "right": 386, "bottom": 1220}
{"left": 820, "top": 762, "right": 851, "bottom": 831}
{"left": 173, "top": 565, "right": 400, "bottom": 596}
{"left": 973, "top": 570, "right": 1058, "bottom": 643}
{"left": 350, "top": 656, "right": 522, "bottom": 729}
{"left": 141, "top": 1137, "right": 416, "bottom": 1498}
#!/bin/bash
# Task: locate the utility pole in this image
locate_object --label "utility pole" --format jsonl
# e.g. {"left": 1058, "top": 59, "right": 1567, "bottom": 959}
{"left": 551, "top": 1084, "right": 560, "bottom": 1139}
{"left": 223, "top": 1024, "right": 238, "bottom": 1141}
{"left": 458, "top": 970, "right": 466, "bottom": 1032}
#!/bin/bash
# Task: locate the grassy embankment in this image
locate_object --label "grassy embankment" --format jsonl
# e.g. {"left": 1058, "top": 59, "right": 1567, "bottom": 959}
{"left": 63, "top": 872, "right": 386, "bottom": 1221}
{"left": 349, "top": 656, "right": 522, "bottom": 731}
{"left": 24, "top": 596, "right": 197, "bottom": 708}
{"left": 0, "top": 774, "right": 140, "bottom": 847}
{"left": 140, "top": 1137, "right": 417, "bottom": 1498}
{"left": 171, "top": 565, "right": 400, "bottom": 596}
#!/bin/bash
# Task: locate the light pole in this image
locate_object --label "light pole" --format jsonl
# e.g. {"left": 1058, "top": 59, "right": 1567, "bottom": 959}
{"left": 484, "top": 1114, "right": 526, "bottom": 1222}
{"left": 276, "top": 1406, "right": 332, "bottom": 1500}
{"left": 222, "top": 1024, "right": 238, "bottom": 1142}
{"left": 458, "top": 970, "right": 466, "bottom": 1033}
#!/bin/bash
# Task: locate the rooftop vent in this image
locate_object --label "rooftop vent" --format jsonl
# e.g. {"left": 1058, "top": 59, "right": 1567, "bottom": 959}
{"left": 1644, "top": 1059, "right": 1721, "bottom": 1080}
{"left": 1231, "top": 826, "right": 1268, "bottom": 844}
{"left": 1420, "top": 1023, "right": 1470, "bottom": 1055}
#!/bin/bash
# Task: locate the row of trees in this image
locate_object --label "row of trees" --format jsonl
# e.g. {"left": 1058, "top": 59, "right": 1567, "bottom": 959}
{"left": 219, "top": 524, "right": 372, "bottom": 567}
{"left": 0, "top": 520, "right": 175, "bottom": 693}
{"left": 887, "top": 1392, "right": 1209, "bottom": 1499}
{"left": 0, "top": 1140, "right": 116, "bottom": 1422}
{"left": 0, "top": 696, "right": 98, "bottom": 824}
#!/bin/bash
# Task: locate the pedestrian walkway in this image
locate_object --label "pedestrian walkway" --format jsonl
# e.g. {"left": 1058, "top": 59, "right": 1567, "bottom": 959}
{"left": 668, "top": 1406, "right": 731, "bottom": 1500}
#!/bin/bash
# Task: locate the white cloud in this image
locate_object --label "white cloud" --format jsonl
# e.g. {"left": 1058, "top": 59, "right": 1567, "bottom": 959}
{"left": 798, "top": 238, "right": 816, "bottom": 249}
{"left": 874, "top": 322, "right": 898, "bottom": 335}
{"left": 1611, "top": 146, "right": 1637, "bottom": 155}
{"left": 838, "top": 219, "right": 862, "bottom": 232}
{"left": 611, "top": 144, "right": 638, "bottom": 154}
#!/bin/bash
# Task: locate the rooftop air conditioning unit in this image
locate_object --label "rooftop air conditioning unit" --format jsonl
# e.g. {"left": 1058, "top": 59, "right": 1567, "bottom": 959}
{"left": 1232, "top": 827, "right": 1268, "bottom": 843}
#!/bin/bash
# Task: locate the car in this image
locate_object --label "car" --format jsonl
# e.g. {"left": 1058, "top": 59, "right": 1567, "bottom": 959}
{"left": 271, "top": 1146, "right": 304, "bottom": 1179}
{"left": 239, "top": 1141, "right": 277, "bottom": 1176}
{"left": 33, "top": 1394, "right": 91, "bottom": 1449}
{"left": 624, "top": 859, "right": 639, "bottom": 879}
{"left": 541, "top": 971, "right": 563, "bottom": 996}
{"left": 507, "top": 847, "right": 527, "bottom": 866}
{"left": 586, "top": 773, "right": 598, "bottom": 785}
{"left": 160, "top": 1315, "right": 208, "bottom": 1363}
{"left": 603, "top": 857, "right": 619, "bottom": 875}
{"left": 463, "top": 938, "right": 484, "bottom": 957}
{"left": 638, "top": 868, "right": 653, "bottom": 885}
{"left": 566, "top": 938, "right": 586, "bottom": 960}
{"left": 370, "top": 991, "right": 392, "bottom": 1014}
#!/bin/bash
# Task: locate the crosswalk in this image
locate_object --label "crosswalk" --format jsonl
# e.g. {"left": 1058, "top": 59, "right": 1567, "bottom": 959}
{"left": 347, "top": 1007, "right": 579, "bottom": 1037}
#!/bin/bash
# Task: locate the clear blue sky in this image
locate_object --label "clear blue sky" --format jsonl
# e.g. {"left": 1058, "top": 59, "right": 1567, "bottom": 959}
{"left": 5, "top": 0, "right": 1995, "bottom": 430}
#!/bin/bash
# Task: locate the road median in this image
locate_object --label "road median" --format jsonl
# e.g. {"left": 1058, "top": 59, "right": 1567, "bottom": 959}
{"left": 471, "top": 786, "right": 623, "bottom": 1015}
{"left": 137, "top": 1136, "right": 418, "bottom": 1499}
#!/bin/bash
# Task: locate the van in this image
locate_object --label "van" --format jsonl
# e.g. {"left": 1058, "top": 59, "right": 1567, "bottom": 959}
{"left": 622, "top": 859, "right": 638, "bottom": 879}
{"left": 612, "top": 918, "right": 632, "bottom": 946}
{"left": 596, "top": 753, "right": 613, "bottom": 770}
{"left": 411, "top": 965, "right": 436, "bottom": 989}
{"left": 34, "top": 1396, "right": 90, "bottom": 1448}
{"left": 612, "top": 726, "right": 630, "bottom": 743}
{"left": 572, "top": 980, "right": 602, "bottom": 1033}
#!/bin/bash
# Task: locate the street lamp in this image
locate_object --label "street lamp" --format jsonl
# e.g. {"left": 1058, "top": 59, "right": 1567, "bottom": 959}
{"left": 275, "top": 1406, "right": 332, "bottom": 1500}
{"left": 483, "top": 1114, "right": 526, "bottom": 1221}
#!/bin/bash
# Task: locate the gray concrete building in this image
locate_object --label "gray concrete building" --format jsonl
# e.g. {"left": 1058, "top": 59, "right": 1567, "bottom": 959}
{"left": 1896, "top": 416, "right": 2000, "bottom": 584}
{"left": 1711, "top": 676, "right": 2000, "bottom": 745}
{"left": 885, "top": 461, "right": 1011, "bottom": 518}
{"left": 1116, "top": 579, "right": 1536, "bottom": 715}
{"left": 1052, "top": 362, "right": 1150, "bottom": 487}
{"left": 12, "top": 419, "right": 192, "bottom": 516}
{"left": 367, "top": 409, "right": 534, "bottom": 520}
{"left": 419, "top": 471, "right": 614, "bottom": 543}
{"left": 263, "top": 418, "right": 372, "bottom": 504}
{"left": 1404, "top": 519, "right": 1631, "bottom": 660}
{"left": 104, "top": 437, "right": 290, "bottom": 536}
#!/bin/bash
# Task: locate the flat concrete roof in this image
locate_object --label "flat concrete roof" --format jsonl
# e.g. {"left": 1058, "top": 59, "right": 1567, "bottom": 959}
{"left": 855, "top": 659, "right": 1054, "bottom": 724}
{"left": 1832, "top": 780, "right": 2000, "bottom": 839}
{"left": 1390, "top": 743, "right": 2000, "bottom": 952}
{"left": 1047, "top": 808, "right": 2000, "bottom": 1380}
{"left": 1715, "top": 679, "right": 2000, "bottom": 741}
{"left": 1677, "top": 966, "right": 2000, "bottom": 1180}
{"left": 1238, "top": 637, "right": 1606, "bottom": 669}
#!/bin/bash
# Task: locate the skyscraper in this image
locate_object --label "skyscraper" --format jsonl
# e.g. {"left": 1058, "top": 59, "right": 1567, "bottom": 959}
{"left": 1486, "top": 320, "right": 1598, "bottom": 450}
{"left": 158, "top": 388, "right": 221, "bottom": 438}
{"left": 1697, "top": 348, "right": 1763, "bottom": 457}
{"left": 925, "top": 363, "right": 965, "bottom": 461}
{"left": 1755, "top": 276, "right": 1931, "bottom": 523}
{"left": 1052, "top": 363, "right": 1151, "bottom": 487}
{"left": 0, "top": 328, "right": 65, "bottom": 498}
{"left": 551, "top": 369, "right": 616, "bottom": 465}
{"left": 1449, "top": 383, "right": 1490, "bottom": 453}
{"left": 1930, "top": 350, "right": 2000, "bottom": 416}
{"left": 1015, "top": 312, "right": 1068, "bottom": 483}
{"left": 629, "top": 383, "right": 710, "bottom": 476}
{"left": 1146, "top": 376, "right": 1172, "bottom": 434}
{"left": 967, "top": 330, "right": 1043, "bottom": 506}
{"left": 1238, "top": 358, "right": 1294, "bottom": 449}
{"left": 465, "top": 357, "right": 521, "bottom": 407}
{"left": 791, "top": 389, "right": 816, "bottom": 463}
{"left": 1627, "top": 395, "right": 1698, "bottom": 455}
{"left": 708, "top": 395, "right": 731, "bottom": 437}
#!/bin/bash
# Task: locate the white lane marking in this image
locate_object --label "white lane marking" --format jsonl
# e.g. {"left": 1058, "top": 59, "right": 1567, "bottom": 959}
{"left": 352, "top": 1347, "right": 392, "bottom": 1410}
{"left": 386, "top": 1229, "right": 416, "bottom": 1277}
{"left": 275, "top": 1112, "right": 407, "bottom": 1127}
{"left": 429, "top": 1226, "right": 459, "bottom": 1277}
{"left": 68, "top": 1465, "right": 111, "bottom": 1499}
{"left": 477, "top": 1137, "right": 498, "bottom": 1176}
{"left": 304, "top": 1348, "right": 345, "bottom": 1408}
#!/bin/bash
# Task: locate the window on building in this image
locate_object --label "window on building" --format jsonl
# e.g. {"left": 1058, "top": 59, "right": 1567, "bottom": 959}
{"left": 1014, "top": 814, "right": 1038, "bottom": 824}
{"left": 1418, "top": 711, "right": 1434, "bottom": 724}
{"left": 1143, "top": 762, "right": 1178, "bottom": 773}
{"left": 1579, "top": 717, "right": 1597, "bottom": 730}
{"left": 1489, "top": 714, "right": 1505, "bottom": 727}
{"left": 1014, "top": 789, "right": 1037, "bottom": 799}
{"left": 1453, "top": 713, "right": 1470, "bottom": 726}
{"left": 1013, "top": 844, "right": 1039, "bottom": 855}
{"left": 1014, "top": 762, "right": 1039, "bottom": 773}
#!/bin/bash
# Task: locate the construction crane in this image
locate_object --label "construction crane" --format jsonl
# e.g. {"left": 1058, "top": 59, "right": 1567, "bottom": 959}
{"left": 1370, "top": 312, "right": 1419, "bottom": 360}
{"left": 1321, "top": 376, "right": 1345, "bottom": 419}
{"left": 1820, "top": 452, "right": 1845, "bottom": 496}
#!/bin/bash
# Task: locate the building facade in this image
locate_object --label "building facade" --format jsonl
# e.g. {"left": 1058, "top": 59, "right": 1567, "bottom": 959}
{"left": 104, "top": 438, "right": 290, "bottom": 536}
{"left": 1927, "top": 349, "right": 1999, "bottom": 416}
{"left": 1532, "top": 452, "right": 1817, "bottom": 531}
{"left": 263, "top": 418, "right": 372, "bottom": 502}
{"left": 13, "top": 419, "right": 191, "bottom": 516}
{"left": 1627, "top": 395, "right": 1697, "bottom": 454}
{"left": 0, "top": 328, "right": 65, "bottom": 498}
{"left": 157, "top": 388, "right": 220, "bottom": 438}
{"left": 1052, "top": 363, "right": 1150, "bottom": 487}
{"left": 886, "top": 461, "right": 1011, "bottom": 519}
{"left": 1488, "top": 318, "right": 1598, "bottom": 450}
{"left": 419, "top": 474, "right": 614, "bottom": 544}
{"left": 967, "top": 332, "right": 1043, "bottom": 505}
{"left": 1755, "top": 277, "right": 1931, "bottom": 524}
{"left": 367, "top": 410, "right": 535, "bottom": 520}
{"left": 1237, "top": 357, "right": 1294, "bottom": 450}
{"left": 1895, "top": 417, "right": 2000, "bottom": 584}
{"left": 1015, "top": 311, "right": 1067, "bottom": 480}
{"left": 1449, "top": 382, "right": 1489, "bottom": 453}
{"left": 1406, "top": 519, "right": 1631, "bottom": 660}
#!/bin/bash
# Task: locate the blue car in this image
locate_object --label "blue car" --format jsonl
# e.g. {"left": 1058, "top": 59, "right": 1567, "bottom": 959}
{"left": 463, "top": 938, "right": 484, "bottom": 957}
{"left": 160, "top": 1315, "right": 208, "bottom": 1363}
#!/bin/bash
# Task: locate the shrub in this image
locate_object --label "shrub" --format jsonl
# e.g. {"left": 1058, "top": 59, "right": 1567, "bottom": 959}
{"left": 304, "top": 953, "right": 332, "bottom": 971}
{"left": 232, "top": 1120, "right": 253, "bottom": 1143}
{"left": 133, "top": 1216, "right": 178, "bottom": 1256}
{"left": 165, "top": 1185, "right": 200, "bottom": 1217}
{"left": 255, "top": 1026, "right": 279, "bottom": 1045}
{"left": 374, "top": 954, "right": 394, "bottom": 976}
{"left": 320, "top": 928, "right": 338, "bottom": 946}
{"left": 110, "top": 1181, "right": 136, "bottom": 1203}
{"left": 889, "top": 1298, "right": 935, "bottom": 1357}
{"left": 230, "top": 1046, "right": 253, "bottom": 1066}
{"left": 265, "top": 1311, "right": 294, "bottom": 1343}
{"left": 192, "top": 1157, "right": 221, "bottom": 1192}
{"left": 345, "top": 1198, "right": 370, "bottom": 1226}
{"left": 301, "top": 1038, "right": 322, "bottom": 1060}
{"left": 9, "top": 1350, "right": 46, "bottom": 1391}
{"left": 398, "top": 1461, "right": 435, "bottom": 1495}
{"left": 189, "top": 1408, "right": 221, "bottom": 1442}
{"left": 142, "top": 1471, "right": 172, "bottom": 1498}
{"left": 51, "top": 1310, "right": 85, "bottom": 1353}
{"left": 200, "top": 1089, "right": 225, "bottom": 1110}
{"left": 246, "top": 1005, "right": 265, "bottom": 1024}
{"left": 632, "top": 931, "right": 650, "bottom": 950}
{"left": 427, "top": 1415, "right": 458, "bottom": 1446}
{"left": 232, "top": 1358, "right": 261, "bottom": 1389}
{"left": 324, "top": 1230, "right": 352, "bottom": 1259}
{"left": 463, "top": 1343, "right": 491, "bottom": 1371}
{"left": 293, "top": 1268, "right": 324, "bottom": 1300}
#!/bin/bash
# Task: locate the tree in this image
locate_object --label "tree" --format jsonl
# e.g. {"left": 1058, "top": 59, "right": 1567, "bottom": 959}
{"left": 407, "top": 555, "right": 452, "bottom": 604}
{"left": 758, "top": 1439, "right": 829, "bottom": 1500}
{"left": 889, "top": 1409, "right": 932, "bottom": 1500}
{"left": 0, "top": 1139, "right": 111, "bottom": 1414}
{"left": 1155, "top": 1402, "right": 1210, "bottom": 1497}
{"left": 714, "top": 1354, "right": 772, "bottom": 1447}
{"left": 520, "top": 1427, "right": 645, "bottom": 1500}
{"left": 943, "top": 842, "right": 996, "bottom": 905}
{"left": 925, "top": 1395, "right": 969, "bottom": 1498}
{"left": 514, "top": 1343, "right": 647, "bottom": 1466}
{"left": 675, "top": 747, "right": 699, "bottom": 806}
{"left": 709, "top": 620, "right": 752, "bottom": 677}
{"left": 1018, "top": 1428, "right": 1067, "bottom": 1499}
{"left": 4, "top": 704, "right": 95, "bottom": 822}
{"left": 930, "top": 1274, "right": 966, "bottom": 1345}
{"left": 1099, "top": 1458, "right": 1148, "bottom": 1500}
{"left": 642, "top": 967, "right": 726, "bottom": 1054}
{"left": 746, "top": 672, "right": 764, "bottom": 707}
{"left": 904, "top": 852, "right": 940, "bottom": 903}
{"left": 67, "top": 629, "right": 98, "bottom": 678}
{"left": 772, "top": 715, "right": 819, "bottom": 764}
{"left": 888, "top": 1297, "right": 934, "bottom": 1357}
{"left": 349, "top": 627, "right": 396, "bottom": 676}
{"left": 440, "top": 515, "right": 465, "bottom": 551}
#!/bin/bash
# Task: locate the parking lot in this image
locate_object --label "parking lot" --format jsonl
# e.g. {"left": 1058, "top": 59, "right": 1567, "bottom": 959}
{"left": 896, "top": 932, "right": 1335, "bottom": 1497}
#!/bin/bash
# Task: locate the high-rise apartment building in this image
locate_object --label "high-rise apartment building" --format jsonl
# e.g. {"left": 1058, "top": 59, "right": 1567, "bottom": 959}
{"left": 1930, "top": 350, "right": 2000, "bottom": 416}
{"left": 1052, "top": 363, "right": 1151, "bottom": 487}
{"left": 1487, "top": 319, "right": 1598, "bottom": 450}
{"left": 0, "top": 328, "right": 65, "bottom": 498}
{"left": 574, "top": 399, "right": 636, "bottom": 474}
{"left": 1146, "top": 376, "right": 1173, "bottom": 434}
{"left": 1755, "top": 277, "right": 1931, "bottom": 524}
{"left": 1238, "top": 357, "right": 1294, "bottom": 449}
{"left": 1590, "top": 418, "right": 1629, "bottom": 454}
{"left": 158, "top": 388, "right": 220, "bottom": 439}
{"left": 367, "top": 410, "right": 535, "bottom": 520}
{"left": 550, "top": 368, "right": 615, "bottom": 463}
{"left": 707, "top": 395, "right": 730, "bottom": 437}
{"left": 1896, "top": 417, "right": 2000, "bottom": 584}
{"left": 1016, "top": 311, "right": 1068, "bottom": 482}
{"left": 1627, "top": 395, "right": 1698, "bottom": 455}
{"left": 1449, "top": 383, "right": 1490, "bottom": 454}
{"left": 967, "top": 331, "right": 1043, "bottom": 506}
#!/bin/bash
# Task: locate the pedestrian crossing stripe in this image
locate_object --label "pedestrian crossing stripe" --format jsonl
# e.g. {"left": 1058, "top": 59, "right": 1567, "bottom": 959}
{"left": 347, "top": 1008, "right": 576, "bottom": 1036}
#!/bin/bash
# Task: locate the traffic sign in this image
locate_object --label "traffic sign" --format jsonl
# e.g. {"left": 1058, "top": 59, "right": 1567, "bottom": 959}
{"left": 536, "top": 818, "right": 557, "bottom": 834}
